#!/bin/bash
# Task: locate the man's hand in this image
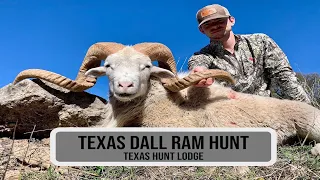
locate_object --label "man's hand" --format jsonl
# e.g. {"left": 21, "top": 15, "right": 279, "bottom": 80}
{"left": 191, "top": 66, "right": 214, "bottom": 87}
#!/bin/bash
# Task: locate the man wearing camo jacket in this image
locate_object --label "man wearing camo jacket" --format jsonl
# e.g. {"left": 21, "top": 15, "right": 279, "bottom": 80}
{"left": 188, "top": 4, "right": 311, "bottom": 103}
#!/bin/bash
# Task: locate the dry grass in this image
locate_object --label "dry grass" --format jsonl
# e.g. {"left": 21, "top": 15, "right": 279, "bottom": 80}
{"left": 11, "top": 141, "right": 318, "bottom": 180}
{"left": 2, "top": 116, "right": 320, "bottom": 179}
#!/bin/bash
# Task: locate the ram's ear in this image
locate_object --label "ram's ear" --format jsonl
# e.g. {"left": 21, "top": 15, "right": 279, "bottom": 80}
{"left": 85, "top": 67, "right": 107, "bottom": 78}
{"left": 150, "top": 66, "right": 176, "bottom": 79}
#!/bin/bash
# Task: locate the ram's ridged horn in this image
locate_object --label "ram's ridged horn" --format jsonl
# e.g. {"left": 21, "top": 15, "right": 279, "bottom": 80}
{"left": 132, "top": 43, "right": 177, "bottom": 75}
{"left": 13, "top": 42, "right": 125, "bottom": 92}
{"left": 161, "top": 69, "right": 236, "bottom": 92}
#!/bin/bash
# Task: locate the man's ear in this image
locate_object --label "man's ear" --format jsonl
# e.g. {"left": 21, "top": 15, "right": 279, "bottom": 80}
{"left": 150, "top": 66, "right": 176, "bottom": 79}
{"left": 229, "top": 16, "right": 235, "bottom": 26}
{"left": 85, "top": 67, "right": 107, "bottom": 78}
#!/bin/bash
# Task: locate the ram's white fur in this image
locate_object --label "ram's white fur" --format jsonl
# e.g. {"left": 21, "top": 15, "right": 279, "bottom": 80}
{"left": 85, "top": 46, "right": 320, "bottom": 152}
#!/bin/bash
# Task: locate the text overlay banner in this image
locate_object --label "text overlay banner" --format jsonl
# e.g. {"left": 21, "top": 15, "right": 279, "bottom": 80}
{"left": 50, "top": 128, "right": 277, "bottom": 166}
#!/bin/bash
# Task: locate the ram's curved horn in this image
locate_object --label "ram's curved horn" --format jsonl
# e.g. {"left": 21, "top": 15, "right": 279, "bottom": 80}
{"left": 132, "top": 43, "right": 177, "bottom": 75}
{"left": 161, "top": 69, "right": 236, "bottom": 92}
{"left": 13, "top": 42, "right": 125, "bottom": 92}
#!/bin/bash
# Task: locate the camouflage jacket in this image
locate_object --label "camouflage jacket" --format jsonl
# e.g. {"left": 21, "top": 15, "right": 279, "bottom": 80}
{"left": 188, "top": 33, "right": 311, "bottom": 104}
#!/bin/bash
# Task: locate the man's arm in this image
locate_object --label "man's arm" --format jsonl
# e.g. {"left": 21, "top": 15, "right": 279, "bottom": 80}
{"left": 188, "top": 52, "right": 212, "bottom": 71}
{"left": 187, "top": 48, "right": 215, "bottom": 87}
{"left": 263, "top": 34, "right": 311, "bottom": 104}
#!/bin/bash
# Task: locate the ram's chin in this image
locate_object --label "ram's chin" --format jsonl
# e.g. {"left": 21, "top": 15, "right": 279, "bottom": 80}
{"left": 114, "top": 93, "right": 139, "bottom": 102}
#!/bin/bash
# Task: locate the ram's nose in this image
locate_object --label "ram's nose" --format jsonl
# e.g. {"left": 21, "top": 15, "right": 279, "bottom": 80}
{"left": 118, "top": 81, "right": 134, "bottom": 91}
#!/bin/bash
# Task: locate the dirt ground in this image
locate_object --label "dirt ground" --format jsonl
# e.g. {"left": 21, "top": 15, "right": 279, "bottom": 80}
{"left": 1, "top": 136, "right": 319, "bottom": 180}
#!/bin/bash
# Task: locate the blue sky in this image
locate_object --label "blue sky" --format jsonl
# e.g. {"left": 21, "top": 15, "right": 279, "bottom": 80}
{"left": 0, "top": 0, "right": 319, "bottom": 100}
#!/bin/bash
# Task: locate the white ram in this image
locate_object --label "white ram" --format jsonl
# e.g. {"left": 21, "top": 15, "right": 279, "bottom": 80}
{"left": 13, "top": 42, "right": 320, "bottom": 154}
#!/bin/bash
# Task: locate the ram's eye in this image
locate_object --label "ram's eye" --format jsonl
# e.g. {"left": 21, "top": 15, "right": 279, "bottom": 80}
{"left": 105, "top": 64, "right": 111, "bottom": 68}
{"left": 141, "top": 64, "right": 151, "bottom": 70}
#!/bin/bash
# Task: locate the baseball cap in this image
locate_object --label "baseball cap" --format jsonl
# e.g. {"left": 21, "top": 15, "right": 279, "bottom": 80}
{"left": 196, "top": 4, "right": 231, "bottom": 27}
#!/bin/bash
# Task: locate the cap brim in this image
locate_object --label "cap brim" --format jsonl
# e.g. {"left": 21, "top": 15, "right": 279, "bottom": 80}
{"left": 198, "top": 15, "right": 230, "bottom": 27}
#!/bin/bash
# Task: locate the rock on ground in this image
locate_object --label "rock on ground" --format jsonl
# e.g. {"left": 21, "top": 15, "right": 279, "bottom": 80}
{"left": 0, "top": 79, "right": 108, "bottom": 138}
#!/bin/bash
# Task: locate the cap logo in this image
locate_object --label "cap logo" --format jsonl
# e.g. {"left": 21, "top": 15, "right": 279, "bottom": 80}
{"left": 200, "top": 8, "right": 217, "bottom": 18}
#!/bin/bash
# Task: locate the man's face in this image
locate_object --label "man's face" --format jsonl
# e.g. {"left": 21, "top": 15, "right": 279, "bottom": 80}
{"left": 199, "top": 17, "right": 235, "bottom": 41}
